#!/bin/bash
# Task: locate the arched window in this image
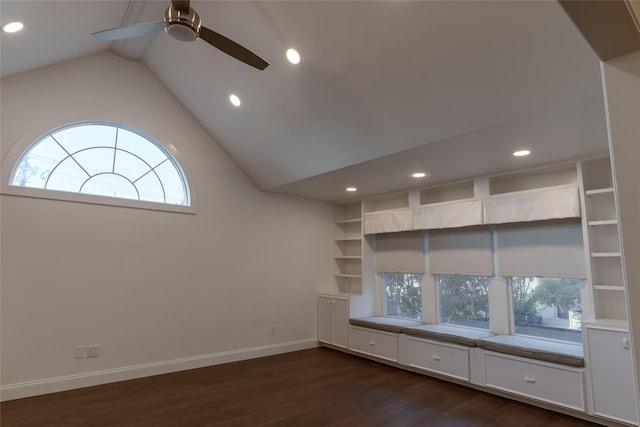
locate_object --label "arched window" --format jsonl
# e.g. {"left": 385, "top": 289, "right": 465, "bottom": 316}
{"left": 10, "top": 123, "right": 190, "bottom": 207}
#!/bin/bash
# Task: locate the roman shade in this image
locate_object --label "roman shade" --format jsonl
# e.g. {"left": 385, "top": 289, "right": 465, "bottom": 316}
{"left": 375, "top": 231, "right": 424, "bottom": 273}
{"left": 483, "top": 187, "right": 580, "bottom": 224}
{"left": 413, "top": 200, "right": 483, "bottom": 229}
{"left": 429, "top": 226, "right": 493, "bottom": 275}
{"left": 496, "top": 219, "right": 586, "bottom": 278}
{"left": 363, "top": 209, "right": 413, "bottom": 235}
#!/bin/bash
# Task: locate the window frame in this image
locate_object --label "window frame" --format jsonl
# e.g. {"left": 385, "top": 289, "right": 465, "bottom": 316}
{"left": 1, "top": 121, "right": 196, "bottom": 214}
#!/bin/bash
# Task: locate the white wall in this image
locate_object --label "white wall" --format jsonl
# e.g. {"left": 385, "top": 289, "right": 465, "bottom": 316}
{"left": 0, "top": 52, "right": 333, "bottom": 399}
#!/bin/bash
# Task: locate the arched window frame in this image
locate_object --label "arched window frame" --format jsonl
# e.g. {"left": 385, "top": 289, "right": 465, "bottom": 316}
{"left": 1, "top": 121, "right": 196, "bottom": 214}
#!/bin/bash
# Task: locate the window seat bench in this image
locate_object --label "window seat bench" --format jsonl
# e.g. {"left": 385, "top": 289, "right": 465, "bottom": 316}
{"left": 476, "top": 335, "right": 584, "bottom": 368}
{"left": 348, "top": 316, "right": 423, "bottom": 333}
{"left": 403, "top": 324, "right": 495, "bottom": 347}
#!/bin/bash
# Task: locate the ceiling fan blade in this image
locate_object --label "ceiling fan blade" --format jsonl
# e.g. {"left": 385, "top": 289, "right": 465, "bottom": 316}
{"left": 172, "top": 0, "right": 190, "bottom": 13}
{"left": 92, "top": 21, "right": 165, "bottom": 41}
{"left": 199, "top": 26, "right": 269, "bottom": 70}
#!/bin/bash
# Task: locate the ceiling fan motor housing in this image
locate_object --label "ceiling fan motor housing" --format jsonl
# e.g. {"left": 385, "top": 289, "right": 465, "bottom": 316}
{"left": 164, "top": 4, "right": 201, "bottom": 42}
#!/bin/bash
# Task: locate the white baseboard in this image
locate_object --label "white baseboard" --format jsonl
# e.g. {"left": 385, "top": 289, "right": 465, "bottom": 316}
{"left": 1, "top": 338, "right": 318, "bottom": 401}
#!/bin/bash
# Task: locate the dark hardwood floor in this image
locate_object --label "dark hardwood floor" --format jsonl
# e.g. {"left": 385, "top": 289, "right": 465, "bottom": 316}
{"left": 1, "top": 347, "right": 602, "bottom": 427}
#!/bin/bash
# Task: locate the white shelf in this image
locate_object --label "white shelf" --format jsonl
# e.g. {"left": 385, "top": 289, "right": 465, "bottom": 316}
{"left": 585, "top": 187, "right": 615, "bottom": 196}
{"left": 588, "top": 220, "right": 618, "bottom": 226}
{"left": 335, "top": 218, "right": 362, "bottom": 224}
{"left": 334, "top": 236, "right": 362, "bottom": 241}
{"left": 334, "top": 256, "right": 362, "bottom": 260}
{"left": 583, "top": 318, "right": 629, "bottom": 331}
{"left": 334, "top": 274, "right": 362, "bottom": 279}
{"left": 593, "top": 285, "right": 626, "bottom": 291}
{"left": 591, "top": 252, "right": 622, "bottom": 258}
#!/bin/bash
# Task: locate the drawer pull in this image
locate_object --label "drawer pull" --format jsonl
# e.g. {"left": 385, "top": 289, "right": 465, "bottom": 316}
{"left": 368, "top": 341, "right": 375, "bottom": 346}
{"left": 524, "top": 376, "right": 536, "bottom": 383}
{"left": 432, "top": 354, "right": 441, "bottom": 361}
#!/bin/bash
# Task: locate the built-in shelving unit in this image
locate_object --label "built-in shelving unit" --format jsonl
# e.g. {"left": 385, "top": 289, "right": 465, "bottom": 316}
{"left": 580, "top": 157, "right": 628, "bottom": 325}
{"left": 333, "top": 201, "right": 363, "bottom": 294}
{"left": 489, "top": 163, "right": 578, "bottom": 195}
{"left": 363, "top": 192, "right": 409, "bottom": 213}
{"left": 419, "top": 181, "right": 474, "bottom": 205}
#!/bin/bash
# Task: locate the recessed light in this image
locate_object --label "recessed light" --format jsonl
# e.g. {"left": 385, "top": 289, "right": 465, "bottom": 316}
{"left": 229, "top": 94, "right": 241, "bottom": 107}
{"left": 346, "top": 187, "right": 357, "bottom": 192}
{"left": 412, "top": 172, "right": 427, "bottom": 178}
{"left": 513, "top": 150, "right": 531, "bottom": 157}
{"left": 2, "top": 21, "right": 24, "bottom": 33}
{"left": 286, "top": 48, "right": 300, "bottom": 65}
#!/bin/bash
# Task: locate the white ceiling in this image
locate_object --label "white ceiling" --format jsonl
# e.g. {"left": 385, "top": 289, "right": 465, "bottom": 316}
{"left": 0, "top": 0, "right": 608, "bottom": 202}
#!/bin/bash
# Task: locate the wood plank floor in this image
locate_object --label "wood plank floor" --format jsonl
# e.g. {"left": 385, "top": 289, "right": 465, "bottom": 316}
{"left": 1, "top": 347, "right": 602, "bottom": 427}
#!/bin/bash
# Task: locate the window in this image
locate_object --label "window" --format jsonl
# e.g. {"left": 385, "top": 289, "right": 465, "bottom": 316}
{"left": 10, "top": 123, "right": 189, "bottom": 206}
{"left": 437, "top": 274, "right": 490, "bottom": 329}
{"left": 383, "top": 272, "right": 422, "bottom": 320}
{"left": 510, "top": 276, "right": 584, "bottom": 343}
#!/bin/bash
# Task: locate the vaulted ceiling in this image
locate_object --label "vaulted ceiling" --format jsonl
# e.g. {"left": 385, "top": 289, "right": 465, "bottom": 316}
{"left": 1, "top": 1, "right": 613, "bottom": 202}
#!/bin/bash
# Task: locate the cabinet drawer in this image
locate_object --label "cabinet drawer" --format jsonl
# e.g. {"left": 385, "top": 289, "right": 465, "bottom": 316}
{"left": 349, "top": 327, "right": 399, "bottom": 362}
{"left": 407, "top": 338, "right": 470, "bottom": 381}
{"left": 484, "top": 353, "right": 584, "bottom": 411}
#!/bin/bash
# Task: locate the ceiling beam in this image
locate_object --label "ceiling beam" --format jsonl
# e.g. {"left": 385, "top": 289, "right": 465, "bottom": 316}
{"left": 559, "top": 0, "right": 640, "bottom": 61}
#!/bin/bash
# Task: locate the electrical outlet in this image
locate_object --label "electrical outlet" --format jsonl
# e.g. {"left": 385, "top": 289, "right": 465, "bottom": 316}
{"left": 270, "top": 325, "right": 276, "bottom": 335}
{"left": 75, "top": 345, "right": 85, "bottom": 359}
{"left": 86, "top": 344, "right": 101, "bottom": 358}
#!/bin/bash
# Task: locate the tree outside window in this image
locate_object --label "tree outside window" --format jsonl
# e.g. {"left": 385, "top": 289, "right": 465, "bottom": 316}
{"left": 383, "top": 273, "right": 422, "bottom": 320}
{"left": 438, "top": 274, "right": 490, "bottom": 329}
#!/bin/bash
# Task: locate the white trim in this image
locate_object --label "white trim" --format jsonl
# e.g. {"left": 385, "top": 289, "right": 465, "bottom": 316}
{"left": 0, "top": 339, "right": 317, "bottom": 402}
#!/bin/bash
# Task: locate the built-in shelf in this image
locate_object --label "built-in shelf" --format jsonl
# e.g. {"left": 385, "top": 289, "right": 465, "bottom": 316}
{"left": 591, "top": 252, "right": 622, "bottom": 258}
{"left": 585, "top": 187, "right": 615, "bottom": 196}
{"left": 581, "top": 157, "right": 628, "bottom": 325}
{"left": 333, "top": 201, "right": 363, "bottom": 295}
{"left": 593, "top": 285, "right": 626, "bottom": 291}
{"left": 588, "top": 220, "right": 618, "bottom": 226}
{"left": 489, "top": 163, "right": 577, "bottom": 195}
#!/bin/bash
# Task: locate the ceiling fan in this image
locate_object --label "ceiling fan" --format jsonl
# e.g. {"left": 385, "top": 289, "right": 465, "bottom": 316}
{"left": 93, "top": 0, "right": 269, "bottom": 70}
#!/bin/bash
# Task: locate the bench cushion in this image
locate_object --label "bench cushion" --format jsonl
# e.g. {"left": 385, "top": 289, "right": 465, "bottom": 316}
{"left": 477, "top": 335, "right": 584, "bottom": 368}
{"left": 349, "top": 316, "right": 423, "bottom": 334}
{"left": 403, "top": 324, "right": 495, "bottom": 347}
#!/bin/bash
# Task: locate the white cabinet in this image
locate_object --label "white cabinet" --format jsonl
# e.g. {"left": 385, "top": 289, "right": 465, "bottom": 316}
{"left": 483, "top": 352, "right": 585, "bottom": 411}
{"left": 585, "top": 325, "right": 639, "bottom": 425}
{"left": 407, "top": 337, "right": 470, "bottom": 381}
{"left": 349, "top": 326, "right": 399, "bottom": 362}
{"left": 318, "top": 295, "right": 349, "bottom": 348}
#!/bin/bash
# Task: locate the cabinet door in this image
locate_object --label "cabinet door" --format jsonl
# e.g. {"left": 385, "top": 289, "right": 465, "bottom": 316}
{"left": 318, "top": 296, "right": 334, "bottom": 344}
{"left": 587, "top": 328, "right": 639, "bottom": 424}
{"left": 332, "top": 298, "right": 349, "bottom": 348}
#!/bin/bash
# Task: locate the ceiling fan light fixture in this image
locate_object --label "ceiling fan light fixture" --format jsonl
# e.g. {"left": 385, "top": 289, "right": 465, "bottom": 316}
{"left": 164, "top": 4, "right": 200, "bottom": 42}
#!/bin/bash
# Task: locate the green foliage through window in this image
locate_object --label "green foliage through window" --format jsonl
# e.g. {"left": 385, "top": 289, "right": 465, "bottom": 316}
{"left": 511, "top": 277, "right": 583, "bottom": 343}
{"left": 383, "top": 273, "right": 422, "bottom": 320}
{"left": 437, "top": 275, "right": 490, "bottom": 329}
